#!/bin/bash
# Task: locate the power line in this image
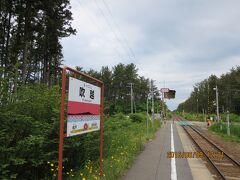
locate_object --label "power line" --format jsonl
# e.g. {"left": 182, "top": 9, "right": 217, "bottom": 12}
{"left": 100, "top": 0, "right": 136, "bottom": 60}
{"left": 93, "top": 0, "right": 133, "bottom": 60}
{"left": 75, "top": 0, "right": 124, "bottom": 60}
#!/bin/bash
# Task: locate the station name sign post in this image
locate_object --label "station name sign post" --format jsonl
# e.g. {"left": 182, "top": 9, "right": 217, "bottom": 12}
{"left": 58, "top": 66, "right": 104, "bottom": 180}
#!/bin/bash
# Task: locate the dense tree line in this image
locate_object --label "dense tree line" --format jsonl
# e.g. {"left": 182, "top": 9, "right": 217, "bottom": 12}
{"left": 0, "top": 0, "right": 76, "bottom": 105}
{"left": 177, "top": 66, "right": 240, "bottom": 115}
{"left": 0, "top": 62, "right": 165, "bottom": 178}
{"left": 77, "top": 63, "right": 164, "bottom": 115}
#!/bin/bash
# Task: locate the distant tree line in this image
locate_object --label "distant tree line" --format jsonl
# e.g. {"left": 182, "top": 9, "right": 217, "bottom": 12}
{"left": 177, "top": 66, "right": 240, "bottom": 115}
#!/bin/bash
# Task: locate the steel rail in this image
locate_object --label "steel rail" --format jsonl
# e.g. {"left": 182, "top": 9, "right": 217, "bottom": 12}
{"left": 182, "top": 125, "right": 226, "bottom": 180}
{"left": 188, "top": 125, "right": 240, "bottom": 167}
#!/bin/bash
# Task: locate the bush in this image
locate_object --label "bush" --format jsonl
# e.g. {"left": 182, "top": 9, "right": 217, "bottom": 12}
{"left": 129, "top": 113, "right": 145, "bottom": 123}
{"left": 0, "top": 85, "right": 99, "bottom": 179}
{"left": 205, "top": 113, "right": 240, "bottom": 123}
{"left": 113, "top": 112, "right": 126, "bottom": 120}
{"left": 0, "top": 85, "right": 59, "bottom": 179}
{"left": 210, "top": 123, "right": 240, "bottom": 139}
{"left": 209, "top": 123, "right": 240, "bottom": 141}
{"left": 0, "top": 85, "right": 160, "bottom": 179}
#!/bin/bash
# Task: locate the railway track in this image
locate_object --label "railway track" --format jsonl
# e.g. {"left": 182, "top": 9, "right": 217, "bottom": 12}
{"left": 182, "top": 124, "right": 240, "bottom": 180}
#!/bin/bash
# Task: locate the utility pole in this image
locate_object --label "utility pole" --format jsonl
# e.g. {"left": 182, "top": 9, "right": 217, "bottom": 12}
{"left": 214, "top": 85, "right": 221, "bottom": 130}
{"left": 128, "top": 83, "right": 133, "bottom": 114}
{"left": 162, "top": 93, "right": 165, "bottom": 119}
{"left": 202, "top": 109, "right": 205, "bottom": 122}
{"left": 134, "top": 98, "right": 136, "bottom": 113}
{"left": 151, "top": 80, "right": 154, "bottom": 120}
{"left": 207, "top": 83, "right": 210, "bottom": 117}
{"left": 147, "top": 92, "right": 153, "bottom": 136}
{"left": 146, "top": 95, "right": 149, "bottom": 137}
{"left": 163, "top": 80, "right": 165, "bottom": 118}
{"left": 227, "top": 110, "right": 230, "bottom": 136}
{"left": 213, "top": 86, "right": 220, "bottom": 122}
{"left": 131, "top": 83, "right": 133, "bottom": 114}
{"left": 216, "top": 86, "right": 220, "bottom": 123}
{"left": 197, "top": 98, "right": 199, "bottom": 117}
{"left": 196, "top": 88, "right": 199, "bottom": 117}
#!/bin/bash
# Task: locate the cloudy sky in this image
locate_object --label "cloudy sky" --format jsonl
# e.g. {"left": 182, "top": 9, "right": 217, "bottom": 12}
{"left": 62, "top": 0, "right": 240, "bottom": 110}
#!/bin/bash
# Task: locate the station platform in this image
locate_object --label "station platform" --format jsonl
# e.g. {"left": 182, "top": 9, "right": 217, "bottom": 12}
{"left": 121, "top": 121, "right": 213, "bottom": 180}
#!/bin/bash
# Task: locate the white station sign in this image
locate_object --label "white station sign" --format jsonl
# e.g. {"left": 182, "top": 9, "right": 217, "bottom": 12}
{"left": 160, "top": 88, "right": 169, "bottom": 93}
{"left": 67, "top": 77, "right": 101, "bottom": 137}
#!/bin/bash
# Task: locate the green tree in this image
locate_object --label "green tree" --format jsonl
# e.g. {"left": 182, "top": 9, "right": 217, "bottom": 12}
{"left": 177, "top": 66, "right": 240, "bottom": 115}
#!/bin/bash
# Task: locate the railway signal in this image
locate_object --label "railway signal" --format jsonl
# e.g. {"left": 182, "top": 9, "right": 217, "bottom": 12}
{"left": 164, "top": 90, "right": 176, "bottom": 99}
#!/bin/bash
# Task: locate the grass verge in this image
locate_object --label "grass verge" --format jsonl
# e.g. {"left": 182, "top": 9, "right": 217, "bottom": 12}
{"left": 66, "top": 113, "right": 161, "bottom": 180}
{"left": 209, "top": 123, "right": 240, "bottom": 143}
{"left": 179, "top": 112, "right": 240, "bottom": 123}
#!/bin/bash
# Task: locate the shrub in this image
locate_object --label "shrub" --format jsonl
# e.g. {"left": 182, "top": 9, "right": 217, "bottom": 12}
{"left": 0, "top": 84, "right": 160, "bottom": 179}
{"left": 209, "top": 123, "right": 240, "bottom": 140}
{"left": 129, "top": 113, "right": 145, "bottom": 123}
{"left": 114, "top": 112, "right": 126, "bottom": 120}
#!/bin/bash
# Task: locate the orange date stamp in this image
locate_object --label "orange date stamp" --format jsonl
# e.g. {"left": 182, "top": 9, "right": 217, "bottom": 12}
{"left": 167, "top": 151, "right": 203, "bottom": 158}
{"left": 207, "top": 151, "right": 224, "bottom": 159}
{"left": 167, "top": 151, "right": 224, "bottom": 158}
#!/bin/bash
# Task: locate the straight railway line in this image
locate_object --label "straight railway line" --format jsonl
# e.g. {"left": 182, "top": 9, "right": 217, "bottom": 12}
{"left": 181, "top": 123, "right": 240, "bottom": 180}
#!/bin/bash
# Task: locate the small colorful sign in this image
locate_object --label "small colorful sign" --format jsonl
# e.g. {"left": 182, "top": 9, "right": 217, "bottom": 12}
{"left": 160, "top": 88, "right": 169, "bottom": 93}
{"left": 67, "top": 77, "right": 101, "bottom": 137}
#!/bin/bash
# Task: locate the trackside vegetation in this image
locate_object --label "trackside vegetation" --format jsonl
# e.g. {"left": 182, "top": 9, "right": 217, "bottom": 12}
{"left": 209, "top": 123, "right": 240, "bottom": 142}
{"left": 180, "top": 112, "right": 240, "bottom": 123}
{"left": 0, "top": 85, "right": 161, "bottom": 179}
{"left": 74, "top": 113, "right": 160, "bottom": 180}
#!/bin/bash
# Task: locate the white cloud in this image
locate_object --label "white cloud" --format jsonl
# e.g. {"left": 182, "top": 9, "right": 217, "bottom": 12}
{"left": 62, "top": 0, "right": 240, "bottom": 110}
